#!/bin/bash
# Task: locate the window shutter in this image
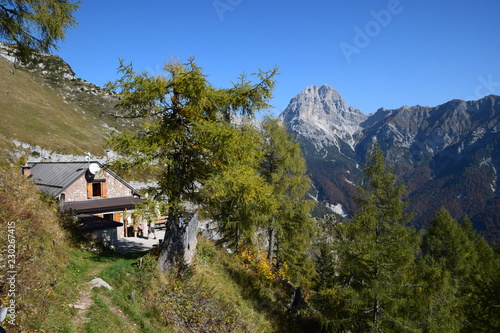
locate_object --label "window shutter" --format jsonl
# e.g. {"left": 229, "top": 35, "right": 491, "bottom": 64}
{"left": 102, "top": 182, "right": 108, "bottom": 198}
{"left": 87, "top": 182, "right": 92, "bottom": 199}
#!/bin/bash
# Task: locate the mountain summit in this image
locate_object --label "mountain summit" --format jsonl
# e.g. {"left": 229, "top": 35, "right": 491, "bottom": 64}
{"left": 280, "top": 86, "right": 500, "bottom": 241}
{"left": 280, "top": 85, "right": 367, "bottom": 150}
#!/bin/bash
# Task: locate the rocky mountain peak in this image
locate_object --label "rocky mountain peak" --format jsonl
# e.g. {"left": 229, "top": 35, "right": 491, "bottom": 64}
{"left": 281, "top": 85, "right": 500, "bottom": 241}
{"left": 280, "top": 84, "right": 367, "bottom": 150}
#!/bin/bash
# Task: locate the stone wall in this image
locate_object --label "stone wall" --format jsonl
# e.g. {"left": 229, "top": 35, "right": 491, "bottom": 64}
{"left": 63, "top": 169, "right": 134, "bottom": 202}
{"left": 82, "top": 227, "right": 118, "bottom": 247}
{"left": 63, "top": 174, "right": 88, "bottom": 201}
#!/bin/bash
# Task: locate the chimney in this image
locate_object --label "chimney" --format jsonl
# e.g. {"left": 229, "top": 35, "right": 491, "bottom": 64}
{"left": 22, "top": 166, "right": 31, "bottom": 177}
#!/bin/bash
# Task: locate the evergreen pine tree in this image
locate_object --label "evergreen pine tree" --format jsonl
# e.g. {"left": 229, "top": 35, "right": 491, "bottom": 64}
{"left": 318, "top": 146, "right": 420, "bottom": 332}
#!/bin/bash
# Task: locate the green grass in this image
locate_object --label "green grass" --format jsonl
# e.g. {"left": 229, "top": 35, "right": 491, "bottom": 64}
{"left": 40, "top": 249, "right": 99, "bottom": 332}
{"left": 0, "top": 53, "right": 133, "bottom": 156}
{"left": 193, "top": 241, "right": 276, "bottom": 331}
{"left": 38, "top": 248, "right": 173, "bottom": 332}
{"left": 85, "top": 294, "right": 133, "bottom": 333}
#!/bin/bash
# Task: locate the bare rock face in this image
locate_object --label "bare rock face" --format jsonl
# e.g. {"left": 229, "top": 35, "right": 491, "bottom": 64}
{"left": 280, "top": 85, "right": 368, "bottom": 215}
{"left": 281, "top": 84, "right": 367, "bottom": 150}
{"left": 157, "top": 211, "right": 199, "bottom": 273}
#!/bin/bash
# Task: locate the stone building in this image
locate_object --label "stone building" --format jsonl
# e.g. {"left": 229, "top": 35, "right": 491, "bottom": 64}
{"left": 22, "top": 161, "right": 145, "bottom": 245}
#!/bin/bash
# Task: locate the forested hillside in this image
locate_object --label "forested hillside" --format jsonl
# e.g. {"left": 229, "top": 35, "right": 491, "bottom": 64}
{"left": 281, "top": 85, "right": 500, "bottom": 242}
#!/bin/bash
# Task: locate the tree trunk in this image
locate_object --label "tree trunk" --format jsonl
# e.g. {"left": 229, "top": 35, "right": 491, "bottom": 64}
{"left": 267, "top": 225, "right": 274, "bottom": 261}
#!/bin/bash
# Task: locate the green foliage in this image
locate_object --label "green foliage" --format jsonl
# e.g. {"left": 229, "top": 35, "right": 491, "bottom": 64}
{"left": 106, "top": 58, "right": 278, "bottom": 217}
{"left": 199, "top": 122, "right": 274, "bottom": 251}
{"left": 312, "top": 146, "right": 421, "bottom": 332}
{"left": 258, "top": 117, "right": 316, "bottom": 284}
{"left": 422, "top": 208, "right": 476, "bottom": 279}
{"left": 412, "top": 257, "right": 462, "bottom": 332}
{"left": 0, "top": 0, "right": 79, "bottom": 61}
{"left": 311, "top": 198, "right": 500, "bottom": 332}
{"left": 419, "top": 209, "right": 500, "bottom": 332}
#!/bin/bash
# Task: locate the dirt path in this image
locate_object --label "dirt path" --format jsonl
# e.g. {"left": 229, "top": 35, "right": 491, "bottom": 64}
{"left": 70, "top": 262, "right": 138, "bottom": 332}
{"left": 71, "top": 263, "right": 106, "bottom": 332}
{"left": 100, "top": 294, "right": 139, "bottom": 332}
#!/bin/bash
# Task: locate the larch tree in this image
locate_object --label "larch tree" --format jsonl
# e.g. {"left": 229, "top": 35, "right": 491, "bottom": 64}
{"left": 0, "top": 0, "right": 79, "bottom": 61}
{"left": 416, "top": 208, "right": 467, "bottom": 332}
{"left": 199, "top": 121, "right": 276, "bottom": 252}
{"left": 420, "top": 209, "right": 500, "bottom": 332}
{"left": 106, "top": 58, "right": 278, "bottom": 268}
{"left": 259, "top": 116, "right": 316, "bottom": 282}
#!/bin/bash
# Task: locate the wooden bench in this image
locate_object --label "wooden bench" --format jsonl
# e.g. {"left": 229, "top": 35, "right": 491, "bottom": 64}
{"left": 155, "top": 216, "right": 168, "bottom": 229}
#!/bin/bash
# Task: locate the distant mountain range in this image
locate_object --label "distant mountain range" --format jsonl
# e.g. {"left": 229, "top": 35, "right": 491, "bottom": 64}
{"left": 280, "top": 84, "right": 500, "bottom": 241}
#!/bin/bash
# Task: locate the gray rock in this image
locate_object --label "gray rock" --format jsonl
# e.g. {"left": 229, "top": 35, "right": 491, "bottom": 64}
{"left": 89, "top": 278, "right": 113, "bottom": 290}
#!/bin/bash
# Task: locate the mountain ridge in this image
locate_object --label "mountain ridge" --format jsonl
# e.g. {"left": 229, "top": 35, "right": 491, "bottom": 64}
{"left": 281, "top": 85, "right": 500, "bottom": 240}
{"left": 280, "top": 84, "right": 367, "bottom": 150}
{"left": 0, "top": 42, "right": 134, "bottom": 161}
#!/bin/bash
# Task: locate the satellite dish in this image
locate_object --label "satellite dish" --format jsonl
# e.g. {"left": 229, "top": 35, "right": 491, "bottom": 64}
{"left": 89, "top": 163, "right": 101, "bottom": 175}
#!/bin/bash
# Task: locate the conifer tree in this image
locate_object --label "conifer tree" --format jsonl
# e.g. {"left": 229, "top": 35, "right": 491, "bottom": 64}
{"left": 199, "top": 122, "right": 275, "bottom": 251}
{"left": 0, "top": 0, "right": 79, "bottom": 61}
{"left": 460, "top": 215, "right": 500, "bottom": 332}
{"left": 422, "top": 208, "right": 476, "bottom": 280}
{"left": 319, "top": 146, "right": 420, "bottom": 332}
{"left": 106, "top": 59, "right": 278, "bottom": 268}
{"left": 415, "top": 209, "right": 464, "bottom": 332}
{"left": 107, "top": 59, "right": 277, "bottom": 214}
{"left": 259, "top": 117, "right": 316, "bottom": 281}
{"left": 417, "top": 208, "right": 500, "bottom": 331}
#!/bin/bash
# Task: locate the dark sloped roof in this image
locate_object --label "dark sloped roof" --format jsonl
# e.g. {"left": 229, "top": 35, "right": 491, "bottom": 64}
{"left": 28, "top": 161, "right": 88, "bottom": 196}
{"left": 77, "top": 214, "right": 124, "bottom": 231}
{"left": 27, "top": 161, "right": 140, "bottom": 197}
{"left": 65, "top": 197, "right": 146, "bottom": 214}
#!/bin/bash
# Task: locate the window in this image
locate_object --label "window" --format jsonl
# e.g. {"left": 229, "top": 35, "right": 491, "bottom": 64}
{"left": 92, "top": 182, "right": 102, "bottom": 197}
{"left": 87, "top": 181, "right": 108, "bottom": 199}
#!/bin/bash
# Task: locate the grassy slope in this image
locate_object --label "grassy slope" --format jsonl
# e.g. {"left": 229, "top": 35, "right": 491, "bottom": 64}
{"left": 0, "top": 51, "right": 132, "bottom": 156}
{"left": 0, "top": 161, "right": 303, "bottom": 332}
{"left": 38, "top": 239, "right": 290, "bottom": 332}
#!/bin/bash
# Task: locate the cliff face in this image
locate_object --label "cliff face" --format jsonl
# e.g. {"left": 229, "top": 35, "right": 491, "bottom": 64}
{"left": 281, "top": 85, "right": 500, "bottom": 240}
{"left": 281, "top": 84, "right": 367, "bottom": 151}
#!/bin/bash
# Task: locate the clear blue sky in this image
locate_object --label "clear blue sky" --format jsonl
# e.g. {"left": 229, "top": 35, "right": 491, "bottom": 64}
{"left": 55, "top": 0, "right": 500, "bottom": 116}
